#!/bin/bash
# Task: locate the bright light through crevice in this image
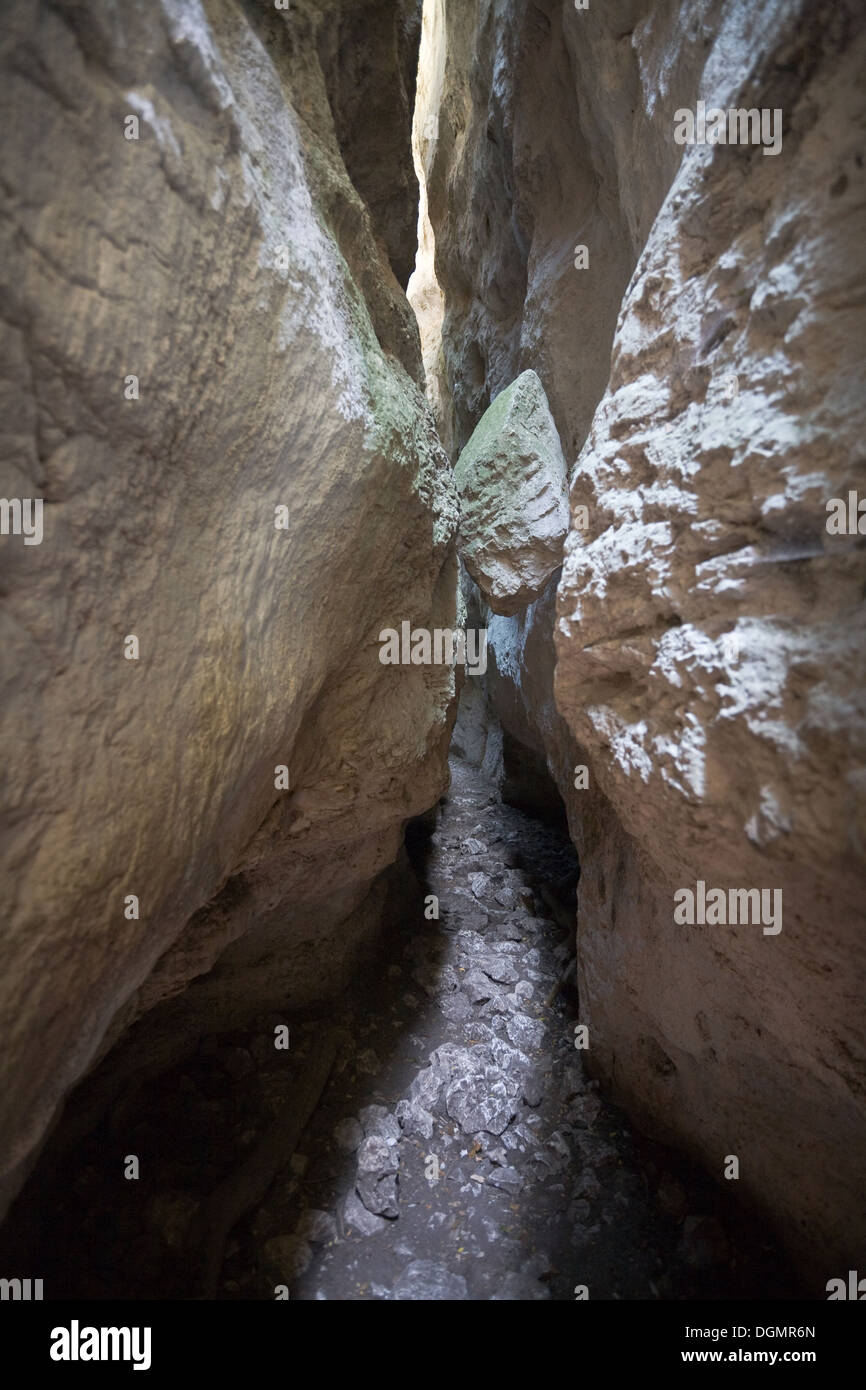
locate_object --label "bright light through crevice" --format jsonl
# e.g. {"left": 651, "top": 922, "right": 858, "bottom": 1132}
{"left": 406, "top": 0, "right": 452, "bottom": 456}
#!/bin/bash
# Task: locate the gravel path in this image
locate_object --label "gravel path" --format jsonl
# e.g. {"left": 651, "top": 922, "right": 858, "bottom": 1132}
{"left": 2, "top": 756, "right": 801, "bottom": 1300}
{"left": 226, "top": 757, "right": 798, "bottom": 1300}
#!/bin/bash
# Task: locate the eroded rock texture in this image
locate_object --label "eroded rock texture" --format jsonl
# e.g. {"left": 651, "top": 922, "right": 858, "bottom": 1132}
{"left": 419, "top": 0, "right": 866, "bottom": 1276}
{"left": 0, "top": 0, "right": 456, "bottom": 1215}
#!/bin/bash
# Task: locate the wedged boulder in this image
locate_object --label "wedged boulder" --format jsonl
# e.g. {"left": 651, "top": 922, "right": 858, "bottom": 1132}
{"left": 453, "top": 371, "right": 569, "bottom": 616}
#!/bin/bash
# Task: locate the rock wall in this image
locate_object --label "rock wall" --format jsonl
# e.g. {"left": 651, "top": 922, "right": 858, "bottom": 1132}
{"left": 418, "top": 0, "right": 866, "bottom": 1277}
{"left": 0, "top": 0, "right": 457, "bottom": 1216}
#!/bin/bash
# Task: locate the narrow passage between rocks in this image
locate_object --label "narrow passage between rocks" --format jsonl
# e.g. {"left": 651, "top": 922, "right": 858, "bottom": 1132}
{"left": 0, "top": 750, "right": 802, "bottom": 1302}
{"left": 258, "top": 754, "right": 800, "bottom": 1301}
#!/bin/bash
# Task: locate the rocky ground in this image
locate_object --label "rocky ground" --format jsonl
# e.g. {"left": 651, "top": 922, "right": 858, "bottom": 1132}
{"left": 0, "top": 756, "right": 804, "bottom": 1300}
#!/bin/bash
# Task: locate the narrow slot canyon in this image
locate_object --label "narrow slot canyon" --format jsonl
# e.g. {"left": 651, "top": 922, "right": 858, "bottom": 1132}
{"left": 0, "top": 0, "right": 864, "bottom": 1329}
{"left": 0, "top": 735, "right": 804, "bottom": 1301}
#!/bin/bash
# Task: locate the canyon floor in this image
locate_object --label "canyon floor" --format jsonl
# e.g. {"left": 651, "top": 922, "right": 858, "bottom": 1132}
{"left": 1, "top": 756, "right": 804, "bottom": 1300}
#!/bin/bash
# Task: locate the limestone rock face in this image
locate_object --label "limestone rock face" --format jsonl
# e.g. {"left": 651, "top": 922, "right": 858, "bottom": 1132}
{"left": 416, "top": 0, "right": 676, "bottom": 461}
{"left": 0, "top": 0, "right": 457, "bottom": 1213}
{"left": 422, "top": 0, "right": 866, "bottom": 1275}
{"left": 454, "top": 370, "right": 568, "bottom": 615}
{"left": 316, "top": 0, "right": 423, "bottom": 288}
{"left": 555, "top": 6, "right": 866, "bottom": 1277}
